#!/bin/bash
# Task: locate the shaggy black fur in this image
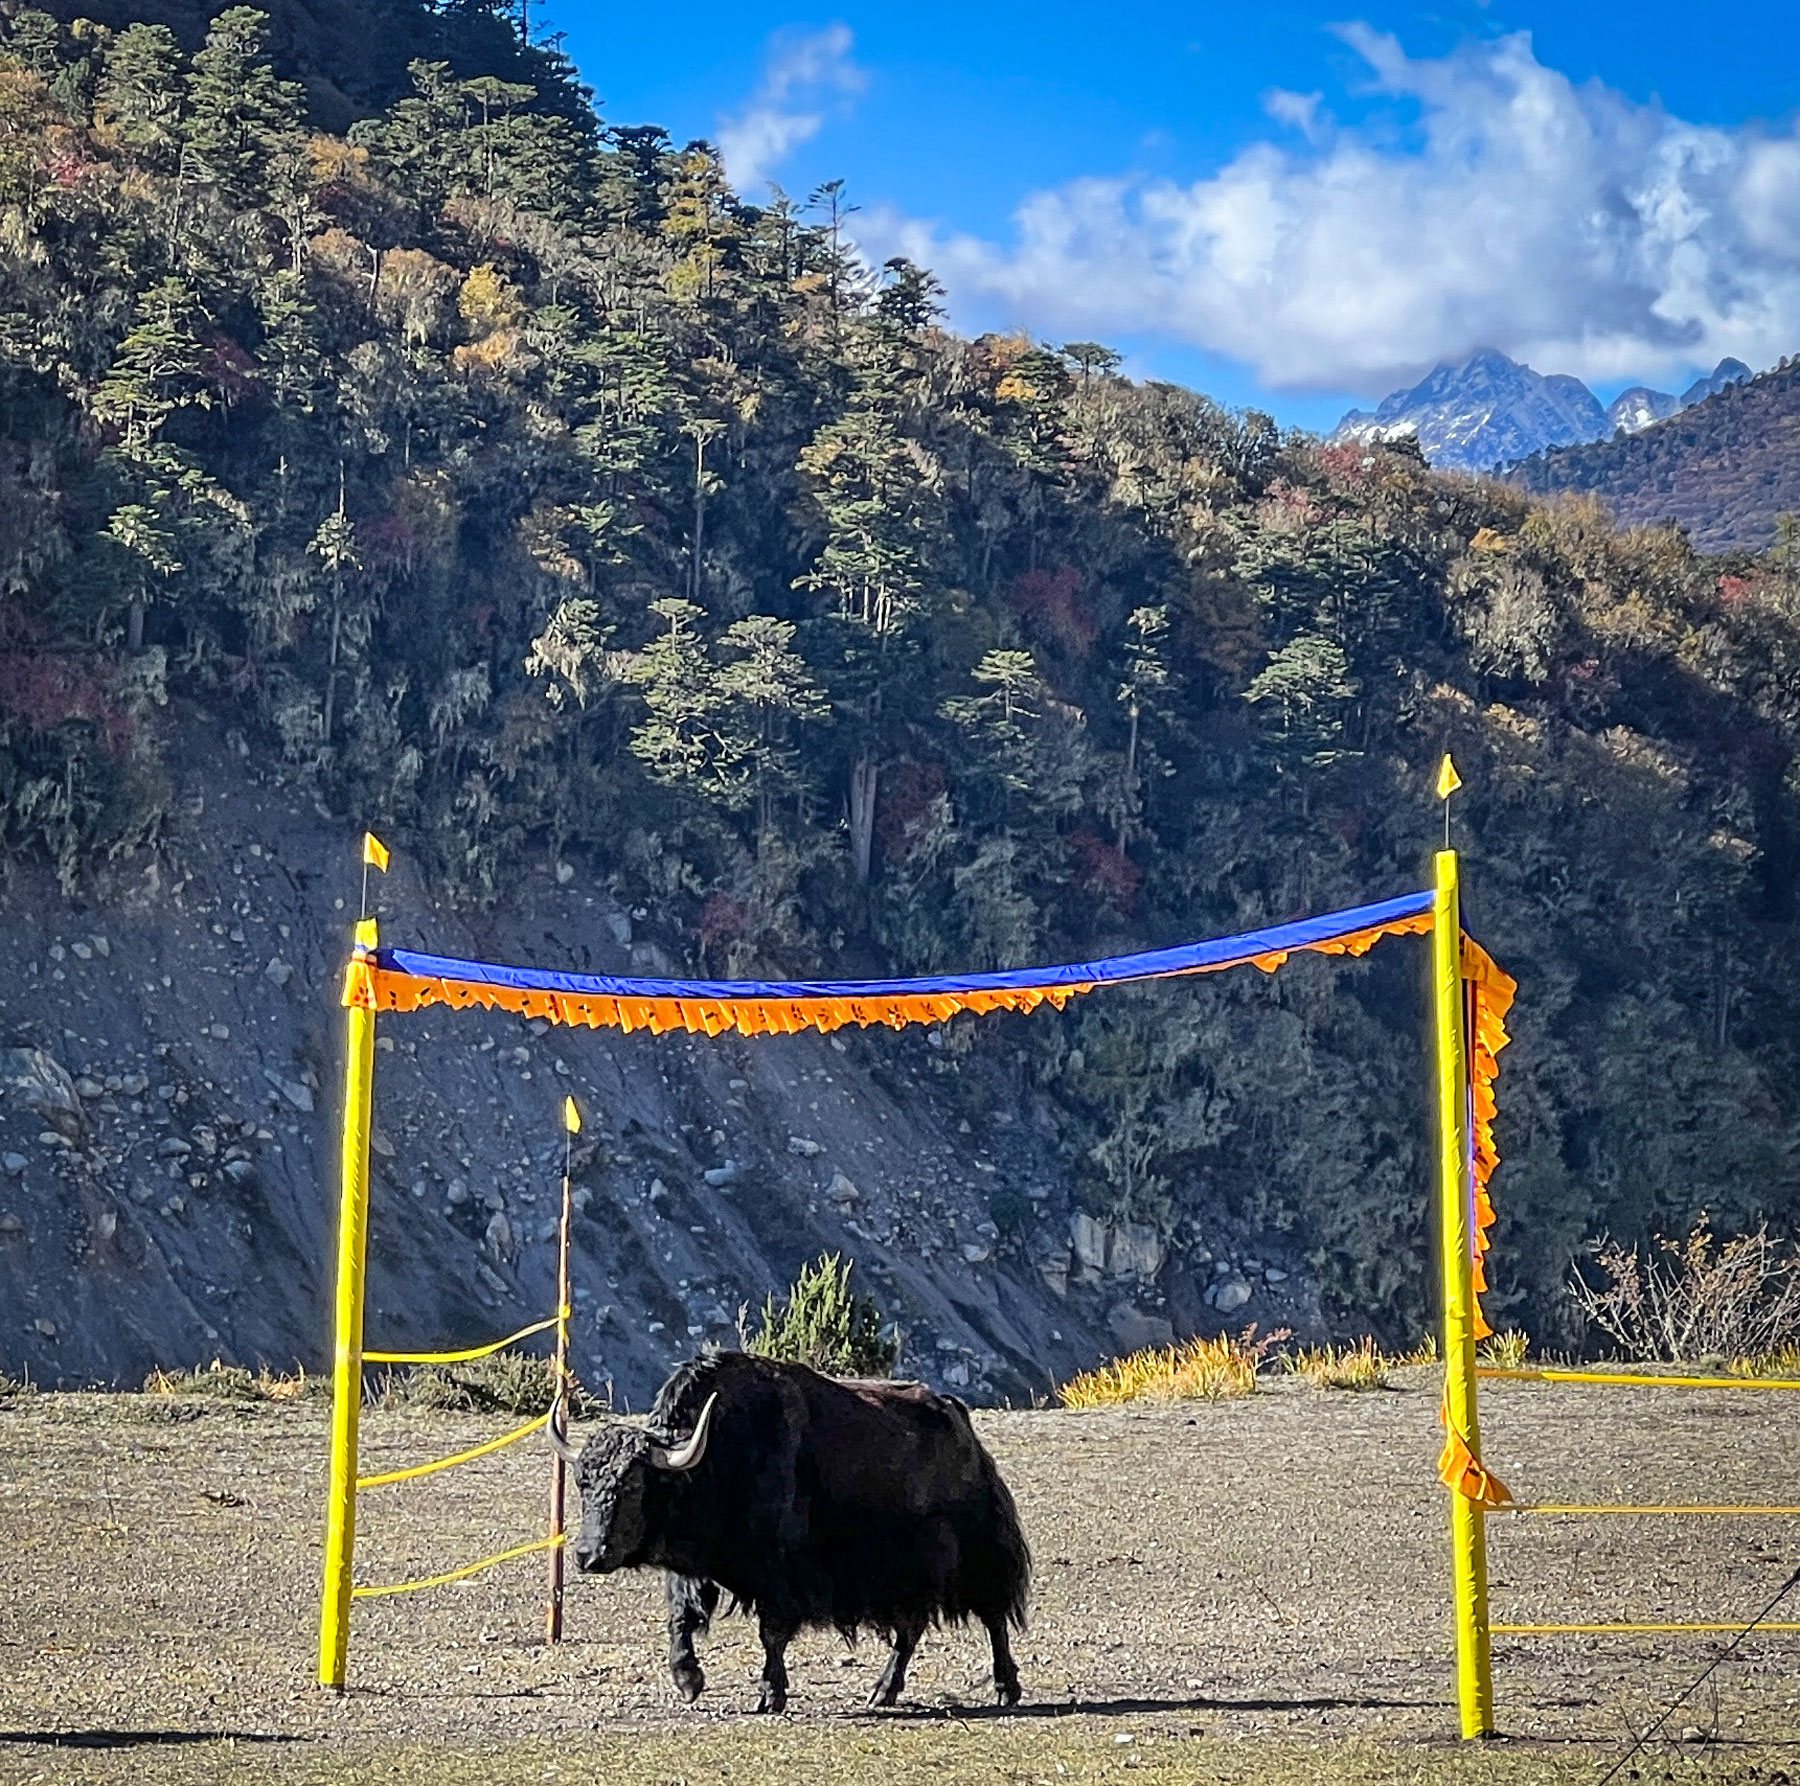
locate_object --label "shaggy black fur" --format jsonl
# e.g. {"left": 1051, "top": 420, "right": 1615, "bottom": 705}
{"left": 567, "top": 1350, "right": 1031, "bottom": 1712}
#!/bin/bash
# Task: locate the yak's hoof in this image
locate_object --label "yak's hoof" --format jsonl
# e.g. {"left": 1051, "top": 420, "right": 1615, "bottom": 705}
{"left": 672, "top": 1664, "right": 705, "bottom": 1705}
{"left": 868, "top": 1681, "right": 901, "bottom": 1710}
{"left": 755, "top": 1684, "right": 788, "bottom": 1714}
{"left": 994, "top": 1676, "right": 1022, "bottom": 1708}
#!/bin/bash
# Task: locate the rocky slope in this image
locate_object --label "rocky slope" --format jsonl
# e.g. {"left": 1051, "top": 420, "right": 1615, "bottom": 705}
{"left": 1331, "top": 349, "right": 1753, "bottom": 473}
{"left": 0, "top": 712, "right": 1325, "bottom": 1403}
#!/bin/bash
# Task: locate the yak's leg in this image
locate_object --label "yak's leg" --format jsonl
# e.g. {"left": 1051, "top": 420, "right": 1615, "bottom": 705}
{"left": 868, "top": 1618, "right": 925, "bottom": 1708}
{"left": 665, "top": 1574, "right": 720, "bottom": 1704}
{"left": 984, "top": 1614, "right": 1022, "bottom": 1707}
{"left": 755, "top": 1614, "right": 797, "bottom": 1713}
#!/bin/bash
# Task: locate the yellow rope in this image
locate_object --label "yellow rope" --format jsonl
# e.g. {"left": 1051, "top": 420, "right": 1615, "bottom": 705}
{"left": 1495, "top": 1622, "right": 1800, "bottom": 1636}
{"left": 356, "top": 1410, "right": 551, "bottom": 1488}
{"left": 364, "top": 1311, "right": 566, "bottom": 1366}
{"left": 1480, "top": 1366, "right": 1800, "bottom": 1392}
{"left": 1511, "top": 1504, "right": 1800, "bottom": 1517}
{"left": 352, "top": 1533, "right": 566, "bottom": 1599}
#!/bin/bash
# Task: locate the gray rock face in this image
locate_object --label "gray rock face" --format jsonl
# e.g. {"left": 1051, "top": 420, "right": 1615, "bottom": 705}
{"left": 1336, "top": 350, "right": 1760, "bottom": 472}
{"left": 1331, "top": 348, "right": 1608, "bottom": 473}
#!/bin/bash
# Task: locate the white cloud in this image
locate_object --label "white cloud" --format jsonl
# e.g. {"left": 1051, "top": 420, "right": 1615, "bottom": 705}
{"left": 858, "top": 28, "right": 1800, "bottom": 394}
{"left": 717, "top": 25, "right": 866, "bottom": 195}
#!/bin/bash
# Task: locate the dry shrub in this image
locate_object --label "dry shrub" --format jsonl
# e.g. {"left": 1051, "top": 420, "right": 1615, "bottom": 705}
{"left": 1571, "top": 1220, "right": 1800, "bottom": 1364}
{"left": 1058, "top": 1328, "right": 1280, "bottom": 1408}
{"left": 144, "top": 1360, "right": 322, "bottom": 1402}
{"left": 371, "top": 1350, "right": 591, "bottom": 1415}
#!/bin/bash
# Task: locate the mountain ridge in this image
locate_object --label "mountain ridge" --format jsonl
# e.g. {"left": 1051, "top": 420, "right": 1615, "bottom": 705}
{"left": 1507, "top": 355, "right": 1800, "bottom": 553}
{"left": 1332, "top": 348, "right": 1753, "bottom": 474}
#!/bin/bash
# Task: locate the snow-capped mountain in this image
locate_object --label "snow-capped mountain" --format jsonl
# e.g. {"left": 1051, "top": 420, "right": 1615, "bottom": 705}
{"left": 1332, "top": 350, "right": 1756, "bottom": 474}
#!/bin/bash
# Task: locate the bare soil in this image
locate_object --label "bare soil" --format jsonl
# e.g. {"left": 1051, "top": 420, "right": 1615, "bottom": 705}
{"left": 1, "top": 1370, "right": 1796, "bottom": 1783}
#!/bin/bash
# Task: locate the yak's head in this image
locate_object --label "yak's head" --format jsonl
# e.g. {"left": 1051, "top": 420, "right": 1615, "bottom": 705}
{"left": 548, "top": 1393, "right": 717, "bottom": 1573}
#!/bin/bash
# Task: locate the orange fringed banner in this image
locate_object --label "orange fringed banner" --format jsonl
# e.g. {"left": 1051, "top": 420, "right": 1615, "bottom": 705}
{"left": 342, "top": 910, "right": 1436, "bottom": 1039}
{"left": 1460, "top": 935, "right": 1517, "bottom": 1342}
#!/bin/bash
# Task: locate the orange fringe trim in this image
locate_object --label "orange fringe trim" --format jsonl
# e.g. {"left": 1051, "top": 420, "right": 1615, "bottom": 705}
{"left": 1460, "top": 934, "right": 1516, "bottom": 1342}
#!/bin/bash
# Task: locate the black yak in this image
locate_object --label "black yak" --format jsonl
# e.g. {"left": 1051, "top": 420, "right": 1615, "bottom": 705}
{"left": 549, "top": 1349, "right": 1030, "bottom": 1711}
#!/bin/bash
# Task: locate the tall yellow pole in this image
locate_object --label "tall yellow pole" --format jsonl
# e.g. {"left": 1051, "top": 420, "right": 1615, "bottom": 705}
{"left": 319, "top": 916, "right": 379, "bottom": 1690}
{"left": 1433, "top": 850, "right": 1494, "bottom": 1738}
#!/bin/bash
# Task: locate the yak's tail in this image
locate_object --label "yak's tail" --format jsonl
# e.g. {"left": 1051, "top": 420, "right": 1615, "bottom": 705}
{"left": 979, "top": 1446, "right": 1032, "bottom": 1631}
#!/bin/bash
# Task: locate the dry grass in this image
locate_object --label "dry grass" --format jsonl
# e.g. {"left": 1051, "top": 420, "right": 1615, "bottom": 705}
{"left": 1287, "top": 1337, "right": 1392, "bottom": 1391}
{"left": 0, "top": 1727, "right": 1765, "bottom": 1786}
{"left": 144, "top": 1359, "right": 323, "bottom": 1401}
{"left": 1478, "top": 1330, "right": 1532, "bottom": 1370}
{"left": 1728, "top": 1343, "right": 1800, "bottom": 1378}
{"left": 1057, "top": 1331, "right": 1270, "bottom": 1407}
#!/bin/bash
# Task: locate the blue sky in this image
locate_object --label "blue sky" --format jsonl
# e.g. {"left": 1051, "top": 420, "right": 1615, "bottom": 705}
{"left": 550, "top": 3, "right": 1800, "bottom": 433}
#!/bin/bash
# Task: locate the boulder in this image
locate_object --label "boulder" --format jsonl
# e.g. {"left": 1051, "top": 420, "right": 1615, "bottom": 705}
{"left": 1208, "top": 1276, "right": 1253, "bottom": 1315}
{"left": 826, "top": 1171, "right": 860, "bottom": 1205}
{"left": 786, "top": 1136, "right": 824, "bottom": 1157}
{"left": 263, "top": 1069, "right": 313, "bottom": 1113}
{"left": 6, "top": 1048, "right": 85, "bottom": 1140}
{"left": 1107, "top": 1221, "right": 1164, "bottom": 1280}
{"left": 1069, "top": 1210, "right": 1109, "bottom": 1273}
{"left": 1108, "top": 1303, "right": 1175, "bottom": 1353}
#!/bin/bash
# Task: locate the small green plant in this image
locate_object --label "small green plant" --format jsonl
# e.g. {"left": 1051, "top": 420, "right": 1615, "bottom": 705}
{"left": 747, "top": 1253, "right": 897, "bottom": 1378}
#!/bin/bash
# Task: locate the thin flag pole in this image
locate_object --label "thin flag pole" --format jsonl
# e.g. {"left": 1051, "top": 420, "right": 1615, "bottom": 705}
{"left": 546, "top": 1095, "right": 579, "bottom": 1643}
{"left": 1437, "top": 754, "right": 1462, "bottom": 850}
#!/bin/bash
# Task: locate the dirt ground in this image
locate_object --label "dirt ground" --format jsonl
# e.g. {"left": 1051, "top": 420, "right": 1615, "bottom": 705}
{"left": 1, "top": 1369, "right": 1797, "bottom": 1784}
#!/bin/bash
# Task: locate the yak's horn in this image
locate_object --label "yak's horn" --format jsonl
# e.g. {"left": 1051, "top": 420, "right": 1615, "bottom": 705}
{"left": 546, "top": 1395, "right": 582, "bottom": 1466}
{"left": 648, "top": 1392, "right": 717, "bottom": 1473}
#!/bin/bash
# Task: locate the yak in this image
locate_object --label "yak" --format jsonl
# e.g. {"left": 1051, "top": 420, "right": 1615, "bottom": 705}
{"left": 549, "top": 1349, "right": 1030, "bottom": 1712}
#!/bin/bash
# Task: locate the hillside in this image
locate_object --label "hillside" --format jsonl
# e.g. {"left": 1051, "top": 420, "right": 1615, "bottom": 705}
{"left": 1509, "top": 357, "right": 1800, "bottom": 552}
{"left": 4, "top": 6, "right": 1800, "bottom": 1386}
{"left": 26, "top": 0, "right": 590, "bottom": 132}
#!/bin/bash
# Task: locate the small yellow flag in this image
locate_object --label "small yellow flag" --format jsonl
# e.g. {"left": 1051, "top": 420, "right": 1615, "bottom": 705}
{"left": 1435, "top": 755, "right": 1463, "bottom": 800}
{"left": 563, "top": 1096, "right": 581, "bottom": 1134}
{"left": 363, "top": 832, "right": 390, "bottom": 872}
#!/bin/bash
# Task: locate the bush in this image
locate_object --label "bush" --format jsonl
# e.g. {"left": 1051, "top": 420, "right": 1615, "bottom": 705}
{"left": 371, "top": 1350, "right": 591, "bottom": 1415}
{"left": 1571, "top": 1220, "right": 1800, "bottom": 1363}
{"left": 747, "top": 1254, "right": 897, "bottom": 1378}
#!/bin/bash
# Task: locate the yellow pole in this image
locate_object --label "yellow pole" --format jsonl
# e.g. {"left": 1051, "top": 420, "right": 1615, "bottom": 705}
{"left": 319, "top": 916, "right": 379, "bottom": 1690}
{"left": 545, "top": 1108, "right": 575, "bottom": 1644}
{"left": 1433, "top": 850, "right": 1494, "bottom": 1739}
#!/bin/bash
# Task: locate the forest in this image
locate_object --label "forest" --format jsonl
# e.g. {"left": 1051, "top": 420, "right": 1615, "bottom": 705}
{"left": 3, "top": 1, "right": 1800, "bottom": 1345}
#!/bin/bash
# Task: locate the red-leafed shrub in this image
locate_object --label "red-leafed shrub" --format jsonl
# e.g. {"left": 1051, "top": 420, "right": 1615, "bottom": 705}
{"left": 874, "top": 761, "right": 946, "bottom": 861}
{"left": 1007, "top": 566, "right": 1098, "bottom": 657}
{"left": 1067, "top": 827, "right": 1141, "bottom": 909}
